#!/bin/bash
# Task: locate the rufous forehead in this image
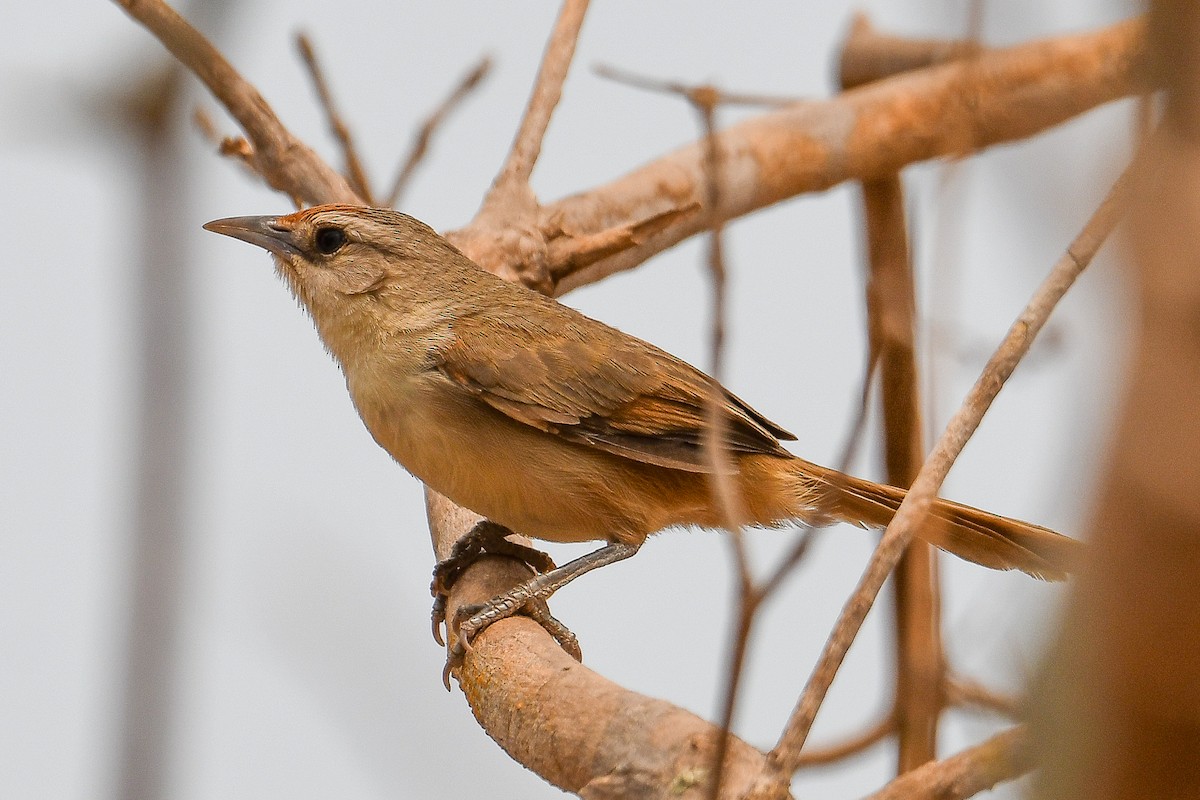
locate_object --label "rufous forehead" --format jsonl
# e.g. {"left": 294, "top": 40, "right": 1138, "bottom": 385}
{"left": 281, "top": 203, "right": 365, "bottom": 225}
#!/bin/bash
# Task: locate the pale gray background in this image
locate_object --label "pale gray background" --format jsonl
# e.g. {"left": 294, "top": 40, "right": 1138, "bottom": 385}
{"left": 2, "top": 1, "right": 1137, "bottom": 797}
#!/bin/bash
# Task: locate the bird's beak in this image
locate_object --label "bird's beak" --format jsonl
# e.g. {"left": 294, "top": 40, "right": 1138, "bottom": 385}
{"left": 203, "top": 215, "right": 302, "bottom": 258}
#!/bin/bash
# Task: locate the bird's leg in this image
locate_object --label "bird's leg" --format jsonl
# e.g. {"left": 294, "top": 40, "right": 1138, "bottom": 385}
{"left": 431, "top": 520, "right": 557, "bottom": 645}
{"left": 447, "top": 541, "right": 640, "bottom": 671}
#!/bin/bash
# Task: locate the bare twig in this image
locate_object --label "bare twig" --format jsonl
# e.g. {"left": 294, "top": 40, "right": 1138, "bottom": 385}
{"left": 794, "top": 712, "right": 895, "bottom": 768}
{"left": 947, "top": 675, "right": 1021, "bottom": 719}
{"left": 192, "top": 106, "right": 258, "bottom": 176}
{"left": 691, "top": 86, "right": 755, "bottom": 800}
{"left": 296, "top": 32, "right": 374, "bottom": 203}
{"left": 486, "top": 0, "right": 589, "bottom": 200}
{"left": 594, "top": 64, "right": 801, "bottom": 107}
{"left": 768, "top": 148, "right": 1136, "bottom": 776}
{"left": 864, "top": 727, "right": 1032, "bottom": 800}
{"left": 384, "top": 56, "right": 492, "bottom": 208}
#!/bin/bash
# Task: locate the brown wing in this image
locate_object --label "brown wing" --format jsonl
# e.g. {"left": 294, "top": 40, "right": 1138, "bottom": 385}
{"left": 433, "top": 304, "right": 795, "bottom": 473}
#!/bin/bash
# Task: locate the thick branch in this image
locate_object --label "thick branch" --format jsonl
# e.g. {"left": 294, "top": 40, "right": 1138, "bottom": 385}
{"left": 840, "top": 25, "right": 945, "bottom": 771}
{"left": 425, "top": 491, "right": 790, "bottom": 800}
{"left": 544, "top": 17, "right": 1146, "bottom": 293}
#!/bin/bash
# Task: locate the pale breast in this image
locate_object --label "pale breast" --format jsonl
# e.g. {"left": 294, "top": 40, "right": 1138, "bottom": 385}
{"left": 351, "top": 370, "right": 660, "bottom": 544}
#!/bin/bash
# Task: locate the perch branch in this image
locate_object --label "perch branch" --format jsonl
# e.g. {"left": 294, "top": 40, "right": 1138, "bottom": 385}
{"left": 425, "top": 490, "right": 790, "bottom": 800}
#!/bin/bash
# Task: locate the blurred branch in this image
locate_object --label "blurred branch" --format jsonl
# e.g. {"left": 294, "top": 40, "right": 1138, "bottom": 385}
{"left": 864, "top": 727, "right": 1032, "bottom": 800}
{"left": 840, "top": 22, "right": 944, "bottom": 770}
{"left": 1030, "top": 6, "right": 1200, "bottom": 798}
{"left": 838, "top": 12, "right": 982, "bottom": 88}
{"left": 794, "top": 713, "right": 895, "bottom": 768}
{"left": 385, "top": 56, "right": 492, "bottom": 208}
{"left": 297, "top": 32, "right": 375, "bottom": 203}
{"left": 947, "top": 675, "right": 1021, "bottom": 719}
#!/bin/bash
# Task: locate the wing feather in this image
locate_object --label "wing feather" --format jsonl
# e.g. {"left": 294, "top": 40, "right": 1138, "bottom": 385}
{"left": 433, "top": 304, "right": 795, "bottom": 472}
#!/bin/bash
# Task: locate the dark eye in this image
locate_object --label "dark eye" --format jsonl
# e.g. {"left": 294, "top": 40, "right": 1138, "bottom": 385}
{"left": 314, "top": 226, "right": 346, "bottom": 255}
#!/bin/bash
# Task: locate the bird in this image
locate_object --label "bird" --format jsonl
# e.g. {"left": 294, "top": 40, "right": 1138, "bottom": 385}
{"left": 204, "top": 204, "right": 1081, "bottom": 656}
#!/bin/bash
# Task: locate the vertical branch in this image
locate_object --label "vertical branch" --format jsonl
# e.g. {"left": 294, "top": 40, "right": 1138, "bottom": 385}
{"left": 296, "top": 33, "right": 375, "bottom": 203}
{"left": 840, "top": 19, "right": 945, "bottom": 773}
{"left": 693, "top": 89, "right": 755, "bottom": 800}
{"left": 111, "top": 61, "right": 201, "bottom": 800}
{"left": 860, "top": 177, "right": 944, "bottom": 772}
{"left": 484, "top": 0, "right": 589, "bottom": 204}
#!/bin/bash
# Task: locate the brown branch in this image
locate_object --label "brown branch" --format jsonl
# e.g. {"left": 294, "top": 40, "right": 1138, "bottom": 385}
{"left": 545, "top": 17, "right": 1147, "bottom": 294}
{"left": 594, "top": 64, "right": 800, "bottom": 107}
{"left": 838, "top": 12, "right": 982, "bottom": 89}
{"left": 863, "top": 726, "right": 1032, "bottom": 800}
{"left": 112, "top": 0, "right": 359, "bottom": 206}
{"left": 863, "top": 173, "right": 944, "bottom": 773}
{"left": 794, "top": 713, "right": 895, "bottom": 768}
{"left": 767, "top": 139, "right": 1136, "bottom": 777}
{"left": 425, "top": 490, "right": 792, "bottom": 800}
{"left": 838, "top": 18, "right": 950, "bottom": 775}
{"left": 296, "top": 32, "right": 375, "bottom": 203}
{"left": 486, "top": 0, "right": 588, "bottom": 201}
{"left": 384, "top": 56, "right": 492, "bottom": 208}
{"left": 544, "top": 202, "right": 700, "bottom": 289}
{"left": 946, "top": 675, "right": 1021, "bottom": 719}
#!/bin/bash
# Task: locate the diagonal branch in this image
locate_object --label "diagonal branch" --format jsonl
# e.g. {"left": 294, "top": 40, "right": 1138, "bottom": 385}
{"left": 296, "top": 32, "right": 375, "bottom": 203}
{"left": 485, "top": 0, "right": 589, "bottom": 204}
{"left": 864, "top": 726, "right": 1032, "bottom": 800}
{"left": 767, "top": 142, "right": 1137, "bottom": 777}
{"left": 385, "top": 55, "right": 492, "bottom": 208}
{"left": 111, "top": 0, "right": 359, "bottom": 205}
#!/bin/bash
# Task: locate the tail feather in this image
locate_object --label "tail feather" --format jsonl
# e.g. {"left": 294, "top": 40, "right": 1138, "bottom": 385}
{"left": 800, "top": 460, "right": 1082, "bottom": 580}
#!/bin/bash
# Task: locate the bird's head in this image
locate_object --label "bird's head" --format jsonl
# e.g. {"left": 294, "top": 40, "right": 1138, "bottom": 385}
{"left": 204, "top": 204, "right": 466, "bottom": 311}
{"left": 205, "top": 204, "right": 483, "bottom": 368}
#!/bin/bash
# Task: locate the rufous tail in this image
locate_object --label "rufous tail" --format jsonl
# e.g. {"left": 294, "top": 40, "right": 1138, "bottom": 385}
{"left": 796, "top": 459, "right": 1082, "bottom": 580}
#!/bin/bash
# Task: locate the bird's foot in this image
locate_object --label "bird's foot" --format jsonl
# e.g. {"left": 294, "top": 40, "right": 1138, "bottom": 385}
{"left": 431, "top": 520, "right": 557, "bottom": 646}
{"left": 442, "top": 595, "right": 581, "bottom": 689}
{"left": 440, "top": 541, "right": 640, "bottom": 688}
{"left": 432, "top": 520, "right": 579, "bottom": 689}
